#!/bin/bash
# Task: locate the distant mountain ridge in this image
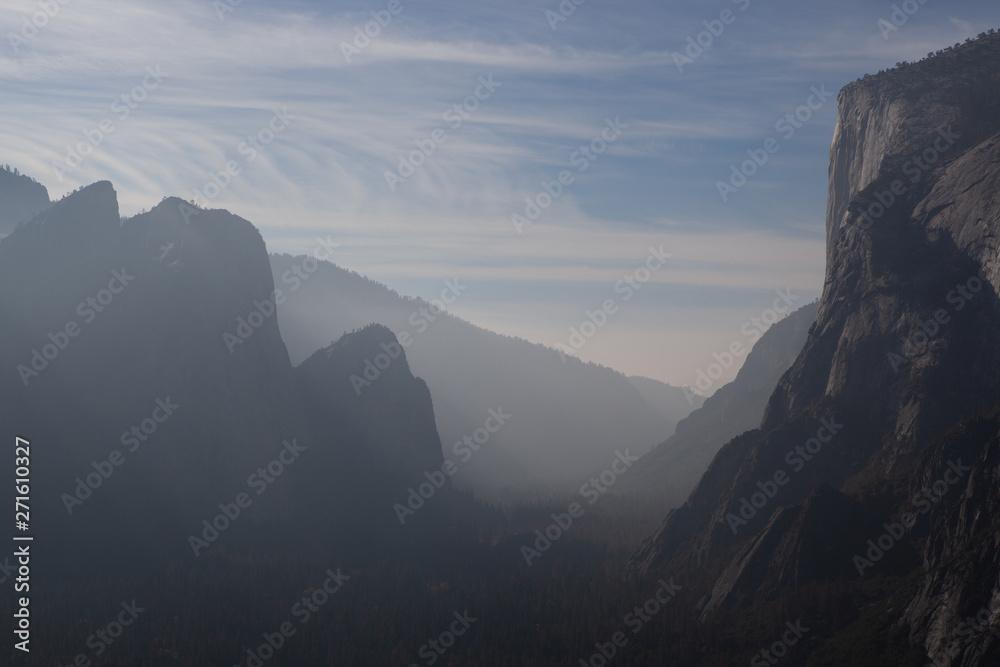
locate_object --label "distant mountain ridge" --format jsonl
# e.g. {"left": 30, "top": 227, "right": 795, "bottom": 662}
{"left": 623, "top": 300, "right": 819, "bottom": 508}
{"left": 270, "top": 253, "right": 702, "bottom": 499}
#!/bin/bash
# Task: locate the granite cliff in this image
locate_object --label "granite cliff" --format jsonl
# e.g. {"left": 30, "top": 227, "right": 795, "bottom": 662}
{"left": 630, "top": 32, "right": 1000, "bottom": 665}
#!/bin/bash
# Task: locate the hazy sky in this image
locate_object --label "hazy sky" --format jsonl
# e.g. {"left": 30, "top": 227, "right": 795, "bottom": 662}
{"left": 2, "top": 0, "right": 996, "bottom": 388}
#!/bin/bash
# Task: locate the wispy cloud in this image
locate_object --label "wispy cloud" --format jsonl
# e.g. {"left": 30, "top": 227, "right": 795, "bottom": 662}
{"left": 1, "top": 0, "right": 993, "bottom": 383}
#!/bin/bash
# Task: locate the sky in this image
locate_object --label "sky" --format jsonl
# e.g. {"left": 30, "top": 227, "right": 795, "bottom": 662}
{"left": 1, "top": 0, "right": 996, "bottom": 389}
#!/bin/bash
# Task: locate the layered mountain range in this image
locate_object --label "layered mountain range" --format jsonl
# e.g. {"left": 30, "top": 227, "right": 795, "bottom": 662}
{"left": 3, "top": 31, "right": 998, "bottom": 666}
{"left": 270, "top": 253, "right": 703, "bottom": 497}
{"left": 629, "top": 32, "right": 1000, "bottom": 665}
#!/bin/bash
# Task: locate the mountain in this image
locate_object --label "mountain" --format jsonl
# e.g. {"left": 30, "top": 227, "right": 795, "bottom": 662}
{"left": 628, "top": 32, "right": 1000, "bottom": 664}
{"left": 623, "top": 301, "right": 818, "bottom": 508}
{"left": 0, "top": 186, "right": 448, "bottom": 566}
{"left": 270, "top": 253, "right": 701, "bottom": 498}
{"left": 0, "top": 164, "right": 50, "bottom": 234}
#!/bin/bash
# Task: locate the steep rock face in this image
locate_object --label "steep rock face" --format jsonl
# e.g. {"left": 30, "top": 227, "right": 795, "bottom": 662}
{"left": 624, "top": 301, "right": 819, "bottom": 507}
{"left": 0, "top": 165, "right": 49, "bottom": 234}
{"left": 895, "top": 407, "right": 1000, "bottom": 666}
{"left": 769, "top": 35, "right": 1000, "bottom": 443}
{"left": 698, "top": 485, "right": 868, "bottom": 618}
{"left": 629, "top": 36, "right": 1000, "bottom": 657}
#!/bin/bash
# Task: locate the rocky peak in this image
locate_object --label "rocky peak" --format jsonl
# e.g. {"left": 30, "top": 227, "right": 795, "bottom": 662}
{"left": 295, "top": 323, "right": 443, "bottom": 481}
